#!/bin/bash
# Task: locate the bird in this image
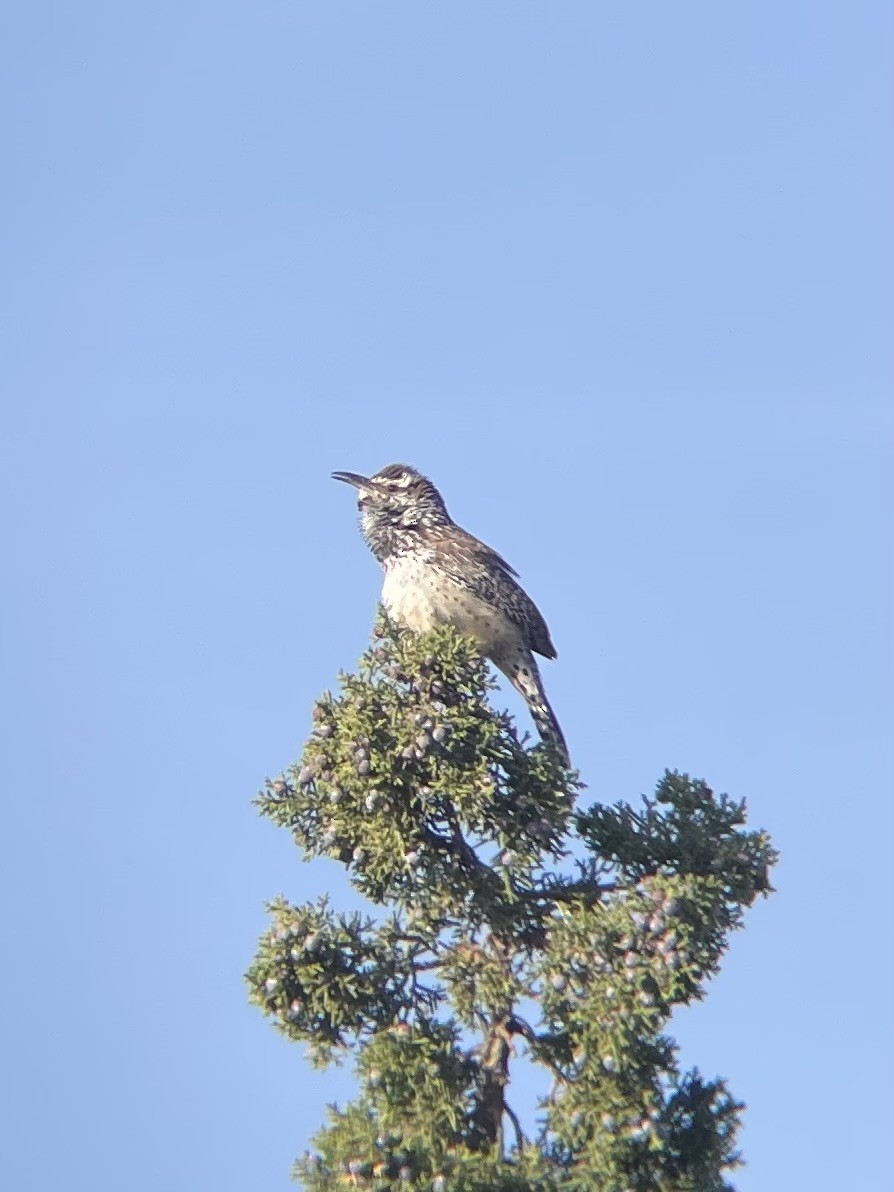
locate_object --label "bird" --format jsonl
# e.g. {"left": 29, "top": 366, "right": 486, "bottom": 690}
{"left": 331, "top": 463, "right": 569, "bottom": 764}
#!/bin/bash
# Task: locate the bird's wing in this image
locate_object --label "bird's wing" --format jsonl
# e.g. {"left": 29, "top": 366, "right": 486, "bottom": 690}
{"left": 440, "top": 527, "right": 558, "bottom": 660}
{"left": 446, "top": 526, "right": 519, "bottom": 576}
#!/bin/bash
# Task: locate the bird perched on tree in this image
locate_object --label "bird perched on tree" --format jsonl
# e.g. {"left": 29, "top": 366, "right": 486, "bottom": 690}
{"left": 332, "top": 463, "right": 569, "bottom": 764}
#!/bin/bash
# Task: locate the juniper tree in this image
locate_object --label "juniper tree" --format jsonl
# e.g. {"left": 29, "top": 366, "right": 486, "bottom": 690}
{"left": 247, "top": 615, "right": 776, "bottom": 1190}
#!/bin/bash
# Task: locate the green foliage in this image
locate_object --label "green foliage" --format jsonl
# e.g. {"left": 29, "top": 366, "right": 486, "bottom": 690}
{"left": 247, "top": 613, "right": 777, "bottom": 1190}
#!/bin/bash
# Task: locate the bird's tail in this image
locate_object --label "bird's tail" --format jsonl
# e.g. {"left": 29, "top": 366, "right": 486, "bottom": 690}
{"left": 503, "top": 653, "right": 570, "bottom": 766}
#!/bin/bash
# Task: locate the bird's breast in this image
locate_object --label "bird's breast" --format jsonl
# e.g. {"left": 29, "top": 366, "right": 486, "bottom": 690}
{"left": 381, "top": 555, "right": 515, "bottom": 656}
{"left": 381, "top": 556, "right": 440, "bottom": 633}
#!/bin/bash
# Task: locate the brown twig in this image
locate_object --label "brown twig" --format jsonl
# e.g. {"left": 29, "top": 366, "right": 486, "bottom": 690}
{"left": 508, "top": 1015, "right": 570, "bottom": 1085}
{"left": 503, "top": 1100, "right": 527, "bottom": 1153}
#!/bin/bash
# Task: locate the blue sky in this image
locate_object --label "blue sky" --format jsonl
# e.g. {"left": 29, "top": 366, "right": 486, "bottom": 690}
{"left": 2, "top": 3, "right": 892, "bottom": 1189}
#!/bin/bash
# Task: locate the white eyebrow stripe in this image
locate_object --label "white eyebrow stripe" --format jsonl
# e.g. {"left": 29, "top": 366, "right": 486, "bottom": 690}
{"left": 378, "top": 473, "right": 414, "bottom": 488}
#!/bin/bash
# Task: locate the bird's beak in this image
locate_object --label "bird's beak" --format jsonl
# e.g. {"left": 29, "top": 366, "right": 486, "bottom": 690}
{"left": 331, "top": 470, "right": 374, "bottom": 493}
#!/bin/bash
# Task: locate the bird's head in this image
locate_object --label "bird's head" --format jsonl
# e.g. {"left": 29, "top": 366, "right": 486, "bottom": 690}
{"left": 332, "top": 464, "right": 451, "bottom": 561}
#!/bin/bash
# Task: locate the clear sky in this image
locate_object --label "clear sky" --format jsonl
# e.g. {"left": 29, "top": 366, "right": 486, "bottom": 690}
{"left": 2, "top": 3, "right": 892, "bottom": 1190}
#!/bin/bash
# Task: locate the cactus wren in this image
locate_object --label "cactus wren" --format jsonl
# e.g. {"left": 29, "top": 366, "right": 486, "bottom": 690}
{"left": 332, "top": 463, "right": 569, "bottom": 764}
